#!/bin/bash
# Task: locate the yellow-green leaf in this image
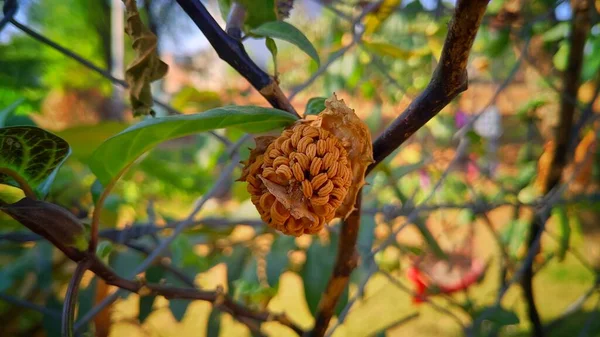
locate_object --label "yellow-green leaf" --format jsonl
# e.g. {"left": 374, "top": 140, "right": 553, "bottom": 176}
{"left": 88, "top": 106, "right": 298, "bottom": 185}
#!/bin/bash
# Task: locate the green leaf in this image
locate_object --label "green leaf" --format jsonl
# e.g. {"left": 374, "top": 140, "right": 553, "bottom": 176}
{"left": 170, "top": 87, "right": 222, "bottom": 113}
{"left": 552, "top": 205, "right": 570, "bottom": 261}
{"left": 516, "top": 162, "right": 537, "bottom": 188}
{"left": 266, "top": 235, "right": 296, "bottom": 286}
{"left": 43, "top": 295, "right": 63, "bottom": 337}
{"left": 88, "top": 106, "right": 297, "bottom": 185}
{"left": 266, "top": 37, "right": 278, "bottom": 74}
{"left": 139, "top": 266, "right": 164, "bottom": 323}
{"left": 0, "top": 248, "right": 36, "bottom": 292}
{"left": 302, "top": 233, "right": 349, "bottom": 317}
{"left": 221, "top": 245, "right": 251, "bottom": 291}
{"left": 110, "top": 249, "right": 145, "bottom": 281}
{"left": 304, "top": 97, "right": 327, "bottom": 116}
{"left": 206, "top": 308, "right": 222, "bottom": 337}
{"left": 56, "top": 122, "right": 128, "bottom": 161}
{"left": 96, "top": 241, "right": 114, "bottom": 262}
{"left": 473, "top": 306, "right": 519, "bottom": 337}
{"left": 251, "top": 21, "right": 320, "bottom": 66}
{"left": 485, "top": 28, "right": 510, "bottom": 57}
{"left": 500, "top": 218, "right": 529, "bottom": 257}
{"left": 582, "top": 37, "right": 600, "bottom": 81}
{"left": 542, "top": 22, "right": 569, "bottom": 42}
{"left": 0, "top": 99, "right": 25, "bottom": 127}
{"left": 0, "top": 126, "right": 71, "bottom": 197}
{"left": 553, "top": 42, "right": 570, "bottom": 71}
{"left": 362, "top": 41, "right": 417, "bottom": 60}
{"left": 516, "top": 98, "right": 548, "bottom": 120}
{"left": 35, "top": 241, "right": 54, "bottom": 290}
{"left": 164, "top": 268, "right": 196, "bottom": 321}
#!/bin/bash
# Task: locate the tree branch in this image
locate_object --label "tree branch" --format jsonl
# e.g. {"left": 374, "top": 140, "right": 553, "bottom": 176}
{"left": 174, "top": 0, "right": 299, "bottom": 117}
{"left": 306, "top": 194, "right": 362, "bottom": 337}
{"left": 521, "top": 1, "right": 592, "bottom": 336}
{"left": 369, "top": 0, "right": 489, "bottom": 173}
{"left": 306, "top": 2, "right": 488, "bottom": 336}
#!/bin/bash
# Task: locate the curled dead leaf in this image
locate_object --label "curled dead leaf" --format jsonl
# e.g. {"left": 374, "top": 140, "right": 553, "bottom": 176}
{"left": 315, "top": 94, "right": 374, "bottom": 218}
{"left": 123, "top": 0, "right": 168, "bottom": 116}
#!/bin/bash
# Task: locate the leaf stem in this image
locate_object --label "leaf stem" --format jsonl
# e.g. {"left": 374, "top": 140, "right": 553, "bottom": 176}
{"left": 62, "top": 259, "right": 91, "bottom": 337}
{"left": 89, "top": 164, "right": 132, "bottom": 252}
{"left": 0, "top": 167, "right": 37, "bottom": 200}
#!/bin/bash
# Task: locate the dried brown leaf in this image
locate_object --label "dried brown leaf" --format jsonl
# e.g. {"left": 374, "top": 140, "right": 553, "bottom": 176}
{"left": 313, "top": 94, "right": 374, "bottom": 218}
{"left": 123, "top": 0, "right": 169, "bottom": 116}
{"left": 258, "top": 175, "right": 316, "bottom": 223}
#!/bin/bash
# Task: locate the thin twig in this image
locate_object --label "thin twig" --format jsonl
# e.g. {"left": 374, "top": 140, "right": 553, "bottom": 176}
{"left": 0, "top": 293, "right": 61, "bottom": 318}
{"left": 62, "top": 259, "right": 92, "bottom": 337}
{"left": 7, "top": 18, "right": 229, "bottom": 145}
{"left": 289, "top": 0, "right": 382, "bottom": 101}
{"left": 174, "top": 0, "right": 299, "bottom": 117}
{"left": 74, "top": 156, "right": 240, "bottom": 331}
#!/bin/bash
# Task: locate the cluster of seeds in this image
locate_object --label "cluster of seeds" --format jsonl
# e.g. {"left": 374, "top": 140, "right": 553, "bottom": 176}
{"left": 245, "top": 123, "right": 352, "bottom": 236}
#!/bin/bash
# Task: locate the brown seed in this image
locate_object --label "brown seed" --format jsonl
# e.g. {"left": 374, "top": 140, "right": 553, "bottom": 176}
{"left": 330, "top": 187, "right": 346, "bottom": 200}
{"left": 273, "top": 156, "right": 289, "bottom": 168}
{"left": 318, "top": 180, "right": 334, "bottom": 197}
{"left": 331, "top": 177, "right": 344, "bottom": 187}
{"left": 327, "top": 162, "right": 339, "bottom": 178}
{"left": 247, "top": 185, "right": 261, "bottom": 195}
{"left": 310, "top": 157, "right": 323, "bottom": 176}
{"left": 297, "top": 136, "right": 313, "bottom": 153}
{"left": 318, "top": 128, "right": 328, "bottom": 139}
{"left": 281, "top": 139, "right": 294, "bottom": 155}
{"left": 259, "top": 193, "right": 276, "bottom": 210}
{"left": 329, "top": 198, "right": 342, "bottom": 208}
{"left": 271, "top": 201, "right": 290, "bottom": 224}
{"left": 281, "top": 129, "right": 294, "bottom": 138}
{"left": 292, "top": 162, "right": 305, "bottom": 181}
{"left": 305, "top": 143, "right": 317, "bottom": 159}
{"left": 302, "top": 126, "right": 319, "bottom": 138}
{"left": 326, "top": 138, "right": 337, "bottom": 152}
{"left": 310, "top": 195, "right": 329, "bottom": 206}
{"left": 291, "top": 129, "right": 302, "bottom": 147}
{"left": 316, "top": 139, "right": 327, "bottom": 156}
{"left": 302, "top": 179, "right": 313, "bottom": 198}
{"left": 311, "top": 173, "right": 328, "bottom": 190}
{"left": 294, "top": 152, "right": 310, "bottom": 170}
{"left": 262, "top": 167, "right": 276, "bottom": 180}
{"left": 313, "top": 204, "right": 334, "bottom": 216}
{"left": 269, "top": 148, "right": 282, "bottom": 159}
{"left": 322, "top": 152, "right": 335, "bottom": 169}
{"left": 276, "top": 165, "right": 293, "bottom": 180}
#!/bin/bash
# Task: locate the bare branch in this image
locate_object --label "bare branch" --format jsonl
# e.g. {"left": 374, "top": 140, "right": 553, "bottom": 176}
{"left": 369, "top": 0, "right": 489, "bottom": 173}
{"left": 174, "top": 0, "right": 299, "bottom": 117}
{"left": 521, "top": 1, "right": 592, "bottom": 336}
{"left": 305, "top": 194, "right": 362, "bottom": 337}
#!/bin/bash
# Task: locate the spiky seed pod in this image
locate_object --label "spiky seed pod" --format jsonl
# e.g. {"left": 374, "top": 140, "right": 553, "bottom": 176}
{"left": 240, "top": 94, "right": 373, "bottom": 236}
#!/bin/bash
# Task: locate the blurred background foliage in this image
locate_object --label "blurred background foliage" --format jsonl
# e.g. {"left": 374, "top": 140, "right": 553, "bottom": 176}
{"left": 0, "top": 0, "right": 600, "bottom": 336}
